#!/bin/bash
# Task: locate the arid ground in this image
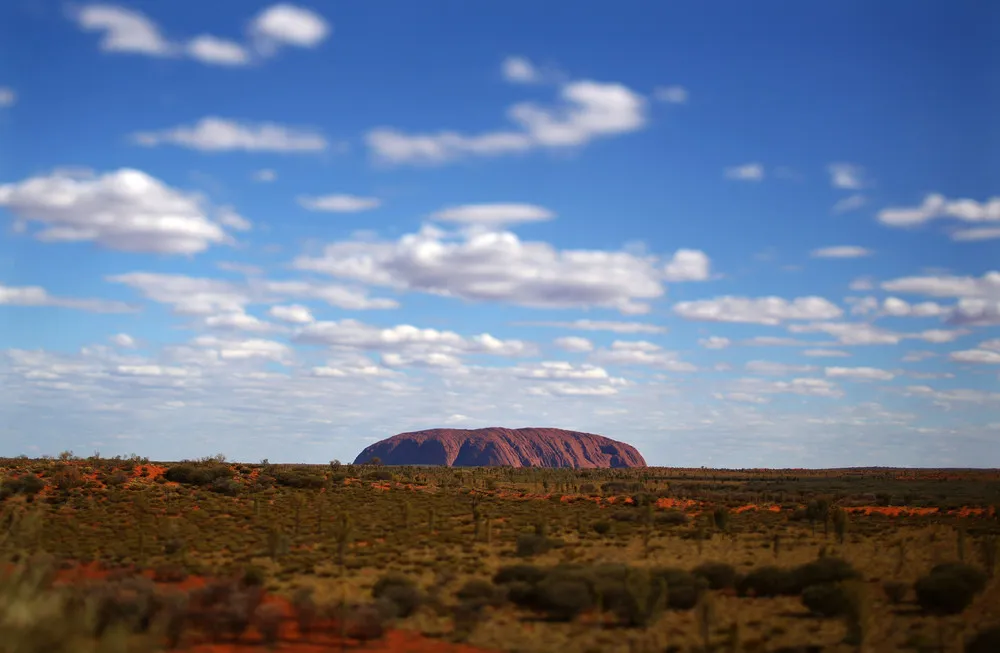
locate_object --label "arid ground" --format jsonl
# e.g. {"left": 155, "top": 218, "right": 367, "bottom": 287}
{"left": 2, "top": 454, "right": 998, "bottom": 652}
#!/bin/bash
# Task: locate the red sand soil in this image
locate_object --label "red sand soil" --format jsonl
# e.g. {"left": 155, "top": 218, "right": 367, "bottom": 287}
{"left": 30, "top": 564, "right": 497, "bottom": 653}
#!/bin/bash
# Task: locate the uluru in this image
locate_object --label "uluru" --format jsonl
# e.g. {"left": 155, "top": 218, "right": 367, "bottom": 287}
{"left": 353, "top": 427, "right": 647, "bottom": 468}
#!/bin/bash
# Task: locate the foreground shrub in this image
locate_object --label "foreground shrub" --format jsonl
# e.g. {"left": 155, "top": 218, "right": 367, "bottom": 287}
{"left": 693, "top": 562, "right": 738, "bottom": 590}
{"left": 801, "top": 582, "right": 854, "bottom": 618}
{"left": 515, "top": 533, "right": 552, "bottom": 558}
{"left": 791, "top": 557, "right": 861, "bottom": 593}
{"left": 371, "top": 573, "right": 424, "bottom": 618}
{"left": 965, "top": 624, "right": 1000, "bottom": 653}
{"left": 914, "top": 562, "right": 988, "bottom": 615}
{"left": 738, "top": 566, "right": 798, "bottom": 597}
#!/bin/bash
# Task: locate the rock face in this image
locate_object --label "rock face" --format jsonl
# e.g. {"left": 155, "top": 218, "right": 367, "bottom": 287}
{"left": 353, "top": 427, "right": 646, "bottom": 468}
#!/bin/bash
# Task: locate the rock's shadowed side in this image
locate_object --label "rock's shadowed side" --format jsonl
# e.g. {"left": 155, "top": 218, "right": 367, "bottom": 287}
{"left": 352, "top": 427, "right": 646, "bottom": 468}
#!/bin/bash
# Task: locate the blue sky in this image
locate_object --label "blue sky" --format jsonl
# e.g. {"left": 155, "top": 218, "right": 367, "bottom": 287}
{"left": 1, "top": 0, "right": 997, "bottom": 467}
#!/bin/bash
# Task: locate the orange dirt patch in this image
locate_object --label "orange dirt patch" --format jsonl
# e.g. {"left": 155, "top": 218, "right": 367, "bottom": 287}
{"left": 732, "top": 504, "right": 782, "bottom": 514}
{"left": 32, "top": 564, "right": 498, "bottom": 653}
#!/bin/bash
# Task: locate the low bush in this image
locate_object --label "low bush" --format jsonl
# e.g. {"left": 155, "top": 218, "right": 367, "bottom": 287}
{"left": 371, "top": 573, "right": 424, "bottom": 618}
{"left": 693, "top": 562, "right": 738, "bottom": 590}
{"left": 914, "top": 562, "right": 988, "bottom": 615}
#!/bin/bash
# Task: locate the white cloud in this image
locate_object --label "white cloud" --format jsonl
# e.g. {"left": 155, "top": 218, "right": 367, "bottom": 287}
{"left": 553, "top": 336, "right": 593, "bottom": 353}
{"left": 116, "top": 364, "right": 192, "bottom": 378}
{"left": 294, "top": 225, "right": 675, "bottom": 314}
{"left": 902, "top": 350, "right": 936, "bottom": 362}
{"left": 831, "top": 194, "right": 866, "bottom": 214}
{"left": 203, "top": 310, "right": 277, "bottom": 333}
{"left": 186, "top": 35, "right": 249, "bottom": 66}
{"left": 746, "top": 360, "right": 817, "bottom": 375}
{"left": 674, "top": 296, "right": 843, "bottom": 325}
{"left": 698, "top": 336, "right": 730, "bottom": 350}
{"left": 252, "top": 169, "right": 277, "bottom": 183}
{"left": 108, "top": 273, "right": 249, "bottom": 315}
{"left": 951, "top": 227, "right": 1000, "bottom": 242}
{"left": 73, "top": 4, "right": 173, "bottom": 55}
{"left": 653, "top": 85, "right": 688, "bottom": 104}
{"left": 0, "top": 168, "right": 231, "bottom": 255}
{"left": 590, "top": 341, "right": 696, "bottom": 371}
{"left": 0, "top": 87, "right": 17, "bottom": 108}
{"left": 269, "top": 304, "right": 314, "bottom": 324}
{"left": 878, "top": 194, "right": 1000, "bottom": 227}
{"left": 73, "top": 4, "right": 327, "bottom": 66}
{"left": 216, "top": 207, "right": 252, "bottom": 231}
{"left": 742, "top": 336, "right": 819, "bottom": 347}
{"left": 733, "top": 376, "right": 843, "bottom": 398}
{"left": 663, "top": 249, "right": 711, "bottom": 281}
{"left": 192, "top": 335, "right": 292, "bottom": 363}
{"left": 501, "top": 56, "right": 540, "bottom": 84}
{"left": 825, "top": 366, "right": 894, "bottom": 381}
{"left": 724, "top": 163, "right": 764, "bottom": 181}
{"left": 132, "top": 117, "right": 329, "bottom": 152}
{"left": 979, "top": 339, "right": 1000, "bottom": 351}
{"left": 827, "top": 163, "right": 866, "bottom": 190}
{"left": 880, "top": 297, "right": 946, "bottom": 318}
{"left": 258, "top": 280, "right": 399, "bottom": 311}
{"left": 514, "top": 361, "right": 613, "bottom": 381}
{"left": 810, "top": 246, "right": 873, "bottom": 259}
{"left": 789, "top": 321, "right": 901, "bottom": 345}
{"left": 0, "top": 283, "right": 134, "bottom": 313}
{"left": 513, "top": 319, "right": 666, "bottom": 334}
{"left": 249, "top": 4, "right": 331, "bottom": 55}
{"left": 803, "top": 349, "right": 850, "bottom": 358}
{"left": 293, "top": 319, "right": 532, "bottom": 365}
{"left": 882, "top": 271, "right": 1000, "bottom": 300}
{"left": 849, "top": 277, "right": 875, "bottom": 292}
{"left": 949, "top": 298, "right": 1000, "bottom": 326}
{"left": 430, "top": 203, "right": 554, "bottom": 227}
{"left": 949, "top": 349, "right": 1000, "bottom": 364}
{"left": 298, "top": 194, "right": 381, "bottom": 212}
{"left": 367, "top": 70, "right": 647, "bottom": 165}
{"left": 110, "top": 333, "right": 136, "bottom": 348}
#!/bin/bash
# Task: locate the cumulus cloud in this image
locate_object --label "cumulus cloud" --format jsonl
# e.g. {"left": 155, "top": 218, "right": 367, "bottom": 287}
{"left": 878, "top": 194, "right": 1000, "bottom": 228}
{"left": 590, "top": 341, "right": 696, "bottom": 371}
{"left": 803, "top": 349, "right": 850, "bottom": 358}
{"left": 553, "top": 336, "right": 594, "bottom": 353}
{"left": 430, "top": 204, "right": 554, "bottom": 228}
{"left": 268, "top": 304, "right": 314, "bottom": 324}
{"left": 949, "top": 348, "right": 1000, "bottom": 364}
{"left": 810, "top": 246, "right": 873, "bottom": 259}
{"left": 72, "top": 4, "right": 329, "bottom": 66}
{"left": 0, "top": 283, "right": 135, "bottom": 313}
{"left": 513, "top": 319, "right": 666, "bottom": 334}
{"left": 825, "top": 366, "right": 894, "bottom": 381}
{"left": 186, "top": 35, "right": 249, "bottom": 66}
{"left": 663, "top": 249, "right": 711, "bottom": 281}
{"left": 293, "top": 319, "right": 533, "bottom": 367}
{"left": 674, "top": 296, "right": 843, "bottom": 325}
{"left": 653, "top": 85, "right": 688, "bottom": 104}
{"left": 831, "top": 194, "right": 866, "bottom": 214}
{"left": 746, "top": 361, "right": 817, "bottom": 376}
{"left": 879, "top": 297, "right": 946, "bottom": 318}
{"left": 698, "top": 336, "right": 730, "bottom": 350}
{"left": 731, "top": 376, "right": 843, "bottom": 398}
{"left": 501, "top": 56, "right": 541, "bottom": 84}
{"left": 827, "top": 163, "right": 866, "bottom": 190}
{"left": 298, "top": 194, "right": 381, "bottom": 212}
{"left": 293, "top": 224, "right": 703, "bottom": 314}
{"left": 107, "top": 272, "right": 397, "bottom": 316}
{"left": 366, "top": 65, "right": 647, "bottom": 165}
{"left": 724, "top": 163, "right": 764, "bottom": 181}
{"left": 132, "top": 117, "right": 329, "bottom": 153}
{"left": 0, "top": 168, "right": 233, "bottom": 255}
{"left": 252, "top": 169, "right": 277, "bottom": 183}
{"left": 0, "top": 87, "right": 17, "bottom": 108}
{"left": 249, "top": 4, "right": 331, "bottom": 55}
{"left": 110, "top": 333, "right": 136, "bottom": 348}
{"left": 951, "top": 227, "right": 1000, "bottom": 242}
{"left": 881, "top": 271, "right": 1000, "bottom": 299}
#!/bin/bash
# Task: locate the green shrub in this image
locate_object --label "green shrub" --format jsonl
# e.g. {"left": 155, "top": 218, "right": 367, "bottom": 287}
{"left": 371, "top": 573, "right": 424, "bottom": 618}
{"left": 515, "top": 533, "right": 552, "bottom": 558}
{"left": 801, "top": 582, "right": 853, "bottom": 618}
{"left": 493, "top": 564, "right": 547, "bottom": 586}
{"left": 592, "top": 520, "right": 612, "bottom": 535}
{"left": 693, "top": 562, "right": 738, "bottom": 590}
{"left": 914, "top": 563, "right": 988, "bottom": 615}
{"left": 790, "top": 557, "right": 861, "bottom": 593}
{"left": 882, "top": 580, "right": 908, "bottom": 605}
{"left": 738, "top": 566, "right": 798, "bottom": 597}
{"left": 965, "top": 625, "right": 1000, "bottom": 653}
